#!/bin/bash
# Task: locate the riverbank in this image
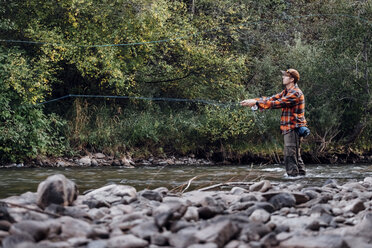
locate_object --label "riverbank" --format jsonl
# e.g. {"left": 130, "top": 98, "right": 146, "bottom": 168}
{"left": 1, "top": 174, "right": 371, "bottom": 248}
{"left": 2, "top": 149, "right": 372, "bottom": 168}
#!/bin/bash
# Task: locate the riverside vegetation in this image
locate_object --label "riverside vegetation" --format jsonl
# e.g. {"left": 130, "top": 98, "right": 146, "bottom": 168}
{"left": 0, "top": 174, "right": 372, "bottom": 247}
{"left": 0, "top": 0, "right": 371, "bottom": 164}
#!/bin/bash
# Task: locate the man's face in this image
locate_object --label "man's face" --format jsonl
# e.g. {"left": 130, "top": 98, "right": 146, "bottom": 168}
{"left": 282, "top": 74, "right": 293, "bottom": 85}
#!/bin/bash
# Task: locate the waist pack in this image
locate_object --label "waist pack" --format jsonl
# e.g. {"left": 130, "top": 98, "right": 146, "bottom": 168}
{"left": 296, "top": 126, "right": 310, "bottom": 137}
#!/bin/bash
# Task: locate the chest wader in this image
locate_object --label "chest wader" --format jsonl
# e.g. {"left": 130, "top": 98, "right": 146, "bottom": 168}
{"left": 284, "top": 131, "right": 306, "bottom": 176}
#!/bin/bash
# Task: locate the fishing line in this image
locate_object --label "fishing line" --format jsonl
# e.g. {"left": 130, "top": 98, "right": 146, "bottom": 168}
{"left": 37, "top": 93, "right": 241, "bottom": 107}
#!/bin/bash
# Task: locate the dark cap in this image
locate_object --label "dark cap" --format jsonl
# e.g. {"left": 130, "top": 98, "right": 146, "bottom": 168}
{"left": 281, "top": 69, "right": 300, "bottom": 83}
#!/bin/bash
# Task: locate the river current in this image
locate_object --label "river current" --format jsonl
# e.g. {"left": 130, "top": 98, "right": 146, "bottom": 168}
{"left": 1, "top": 164, "right": 371, "bottom": 199}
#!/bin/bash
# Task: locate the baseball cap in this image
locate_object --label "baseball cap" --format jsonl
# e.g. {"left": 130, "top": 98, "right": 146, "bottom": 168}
{"left": 281, "top": 69, "right": 300, "bottom": 83}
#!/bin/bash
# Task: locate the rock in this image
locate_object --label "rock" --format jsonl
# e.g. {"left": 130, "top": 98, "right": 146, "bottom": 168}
{"left": 91, "top": 159, "right": 99, "bottom": 167}
{"left": 130, "top": 221, "right": 159, "bottom": 240}
{"left": 84, "top": 184, "right": 137, "bottom": 204}
{"left": 153, "top": 201, "right": 187, "bottom": 228}
{"left": 0, "top": 203, "right": 14, "bottom": 223}
{"left": 106, "top": 234, "right": 148, "bottom": 248}
{"left": 1, "top": 234, "right": 34, "bottom": 248}
{"left": 188, "top": 243, "right": 218, "bottom": 248}
{"left": 363, "top": 177, "right": 372, "bottom": 185}
{"left": 280, "top": 234, "right": 349, "bottom": 248}
{"left": 0, "top": 220, "right": 11, "bottom": 231}
{"left": 36, "top": 174, "right": 78, "bottom": 209}
{"left": 140, "top": 190, "right": 163, "bottom": 202}
{"left": 230, "top": 187, "right": 246, "bottom": 195}
{"left": 183, "top": 206, "right": 199, "bottom": 221}
{"left": 268, "top": 193, "right": 296, "bottom": 210}
{"left": 37, "top": 240, "right": 71, "bottom": 248}
{"left": 249, "top": 209, "right": 270, "bottom": 223}
{"left": 87, "top": 240, "right": 108, "bottom": 248}
{"left": 261, "top": 232, "right": 279, "bottom": 247}
{"left": 93, "top": 153, "right": 106, "bottom": 159}
{"left": 249, "top": 180, "right": 271, "bottom": 192}
{"left": 168, "top": 228, "right": 200, "bottom": 248}
{"left": 59, "top": 216, "right": 92, "bottom": 238}
{"left": 78, "top": 156, "right": 92, "bottom": 166}
{"left": 239, "top": 222, "right": 271, "bottom": 242}
{"left": 9, "top": 220, "right": 49, "bottom": 242}
{"left": 150, "top": 232, "right": 170, "bottom": 246}
{"left": 343, "top": 199, "right": 365, "bottom": 214}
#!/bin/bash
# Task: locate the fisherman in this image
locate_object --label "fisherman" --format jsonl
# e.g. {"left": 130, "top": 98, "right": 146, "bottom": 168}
{"left": 240, "top": 69, "right": 309, "bottom": 177}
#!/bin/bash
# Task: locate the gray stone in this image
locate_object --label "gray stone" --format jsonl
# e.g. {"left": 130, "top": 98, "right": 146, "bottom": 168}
{"left": 84, "top": 184, "right": 137, "bottom": 204}
{"left": 230, "top": 187, "right": 246, "bottom": 195}
{"left": 195, "top": 220, "right": 239, "bottom": 247}
{"left": 79, "top": 156, "right": 92, "bottom": 166}
{"left": 188, "top": 243, "right": 218, "bottom": 248}
{"left": 239, "top": 222, "right": 271, "bottom": 242}
{"left": 280, "top": 234, "right": 349, "bottom": 248}
{"left": 87, "top": 240, "right": 108, "bottom": 248}
{"left": 59, "top": 216, "right": 92, "bottom": 238}
{"left": 268, "top": 193, "right": 296, "bottom": 210}
{"left": 10, "top": 220, "right": 49, "bottom": 242}
{"left": 2, "top": 234, "right": 34, "bottom": 248}
{"left": 183, "top": 206, "right": 199, "bottom": 221}
{"left": 141, "top": 190, "right": 163, "bottom": 202}
{"left": 168, "top": 228, "right": 200, "bottom": 248}
{"left": 343, "top": 199, "right": 365, "bottom": 214}
{"left": 0, "top": 220, "right": 11, "bottom": 231}
{"left": 363, "top": 177, "right": 372, "bottom": 185}
{"left": 37, "top": 240, "right": 71, "bottom": 248}
{"left": 93, "top": 153, "right": 106, "bottom": 159}
{"left": 36, "top": 174, "right": 78, "bottom": 209}
{"left": 151, "top": 232, "right": 170, "bottom": 246}
{"left": 249, "top": 209, "right": 270, "bottom": 223}
{"left": 131, "top": 221, "right": 159, "bottom": 240}
{"left": 154, "top": 201, "right": 187, "bottom": 227}
{"left": 107, "top": 234, "right": 148, "bottom": 248}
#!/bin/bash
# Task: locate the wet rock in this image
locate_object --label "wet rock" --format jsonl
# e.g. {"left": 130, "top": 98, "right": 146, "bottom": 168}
{"left": 107, "top": 234, "right": 148, "bottom": 248}
{"left": 36, "top": 174, "right": 78, "bottom": 209}
{"left": 0, "top": 220, "right": 11, "bottom": 231}
{"left": 268, "top": 193, "right": 296, "bottom": 210}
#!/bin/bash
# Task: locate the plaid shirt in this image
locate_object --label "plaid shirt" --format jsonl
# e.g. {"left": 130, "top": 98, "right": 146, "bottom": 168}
{"left": 255, "top": 84, "right": 307, "bottom": 134}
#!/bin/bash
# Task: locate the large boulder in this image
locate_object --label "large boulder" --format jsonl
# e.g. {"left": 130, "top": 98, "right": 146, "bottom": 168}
{"left": 37, "top": 174, "right": 78, "bottom": 209}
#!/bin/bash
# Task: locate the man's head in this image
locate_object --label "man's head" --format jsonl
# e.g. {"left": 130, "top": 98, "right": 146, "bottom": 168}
{"left": 281, "top": 69, "right": 300, "bottom": 85}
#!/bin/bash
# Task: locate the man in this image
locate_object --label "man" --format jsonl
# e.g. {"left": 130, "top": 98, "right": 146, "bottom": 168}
{"left": 240, "top": 69, "right": 307, "bottom": 177}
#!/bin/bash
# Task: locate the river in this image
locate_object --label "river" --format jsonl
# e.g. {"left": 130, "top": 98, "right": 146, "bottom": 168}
{"left": 1, "top": 164, "right": 371, "bottom": 199}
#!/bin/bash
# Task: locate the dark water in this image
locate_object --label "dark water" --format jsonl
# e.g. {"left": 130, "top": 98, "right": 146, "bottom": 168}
{"left": 1, "top": 164, "right": 371, "bottom": 199}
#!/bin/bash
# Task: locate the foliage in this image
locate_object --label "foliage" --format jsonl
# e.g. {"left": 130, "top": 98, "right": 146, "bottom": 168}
{"left": 0, "top": 0, "right": 371, "bottom": 162}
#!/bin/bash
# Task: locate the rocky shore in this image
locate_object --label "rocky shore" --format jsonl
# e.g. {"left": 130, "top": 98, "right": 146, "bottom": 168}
{"left": 3, "top": 150, "right": 372, "bottom": 168}
{"left": 1, "top": 153, "right": 213, "bottom": 168}
{"left": 1, "top": 174, "right": 372, "bottom": 248}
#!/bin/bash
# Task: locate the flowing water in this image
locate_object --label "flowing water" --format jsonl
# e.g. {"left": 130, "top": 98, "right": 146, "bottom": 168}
{"left": 1, "top": 164, "right": 372, "bottom": 199}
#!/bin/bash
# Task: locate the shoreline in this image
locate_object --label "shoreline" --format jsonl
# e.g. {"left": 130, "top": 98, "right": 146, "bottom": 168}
{"left": 0, "top": 175, "right": 371, "bottom": 247}
{"left": 2, "top": 150, "right": 372, "bottom": 168}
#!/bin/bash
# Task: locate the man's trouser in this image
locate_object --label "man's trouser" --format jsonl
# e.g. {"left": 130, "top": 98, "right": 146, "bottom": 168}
{"left": 284, "top": 130, "right": 306, "bottom": 176}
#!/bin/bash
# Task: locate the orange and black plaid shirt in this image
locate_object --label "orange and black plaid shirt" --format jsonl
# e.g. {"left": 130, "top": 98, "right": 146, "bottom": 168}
{"left": 255, "top": 84, "right": 307, "bottom": 134}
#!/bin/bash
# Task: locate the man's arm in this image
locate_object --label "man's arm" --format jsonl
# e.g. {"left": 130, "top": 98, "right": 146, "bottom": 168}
{"left": 257, "top": 90, "right": 300, "bottom": 109}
